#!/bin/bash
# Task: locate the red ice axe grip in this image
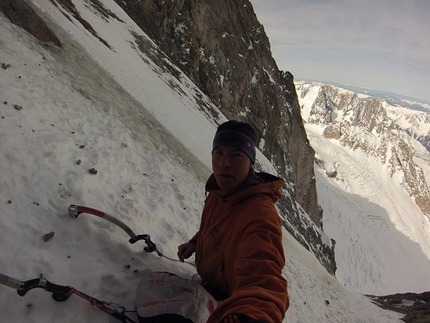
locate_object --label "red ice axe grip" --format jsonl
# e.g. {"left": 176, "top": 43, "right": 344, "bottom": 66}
{"left": 68, "top": 205, "right": 137, "bottom": 239}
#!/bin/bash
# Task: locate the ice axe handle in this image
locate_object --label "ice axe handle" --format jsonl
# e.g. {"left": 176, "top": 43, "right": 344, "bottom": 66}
{"left": 0, "top": 274, "right": 72, "bottom": 301}
{"left": 18, "top": 277, "right": 73, "bottom": 301}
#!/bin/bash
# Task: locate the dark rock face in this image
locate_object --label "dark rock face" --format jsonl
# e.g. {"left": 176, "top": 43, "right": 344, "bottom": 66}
{"left": 0, "top": 0, "right": 61, "bottom": 47}
{"left": 113, "top": 0, "right": 335, "bottom": 273}
{"left": 112, "top": 0, "right": 321, "bottom": 227}
{"left": 369, "top": 291, "right": 430, "bottom": 323}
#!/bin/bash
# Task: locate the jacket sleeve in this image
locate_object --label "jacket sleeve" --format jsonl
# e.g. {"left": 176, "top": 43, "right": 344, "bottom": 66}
{"left": 208, "top": 196, "right": 289, "bottom": 323}
{"left": 189, "top": 232, "right": 199, "bottom": 244}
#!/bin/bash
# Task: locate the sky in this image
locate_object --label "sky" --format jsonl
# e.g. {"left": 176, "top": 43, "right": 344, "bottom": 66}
{"left": 0, "top": 0, "right": 429, "bottom": 321}
{"left": 250, "top": 0, "right": 430, "bottom": 103}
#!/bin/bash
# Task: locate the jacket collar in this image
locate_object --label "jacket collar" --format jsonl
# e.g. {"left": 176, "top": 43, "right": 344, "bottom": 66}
{"left": 205, "top": 170, "right": 284, "bottom": 202}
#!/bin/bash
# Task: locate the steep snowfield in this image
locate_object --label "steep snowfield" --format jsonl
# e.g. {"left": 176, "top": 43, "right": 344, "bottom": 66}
{"left": 0, "top": 0, "right": 405, "bottom": 322}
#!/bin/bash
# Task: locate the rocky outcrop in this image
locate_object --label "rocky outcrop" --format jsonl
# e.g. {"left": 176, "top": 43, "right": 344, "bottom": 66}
{"left": 386, "top": 101, "right": 430, "bottom": 153}
{"left": 112, "top": 0, "right": 321, "bottom": 227}
{"left": 112, "top": 0, "right": 337, "bottom": 273}
{"left": 369, "top": 291, "right": 430, "bottom": 323}
{"left": 0, "top": 0, "right": 61, "bottom": 46}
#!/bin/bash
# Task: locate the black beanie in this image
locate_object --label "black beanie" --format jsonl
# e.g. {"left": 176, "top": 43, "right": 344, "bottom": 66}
{"left": 212, "top": 120, "right": 257, "bottom": 163}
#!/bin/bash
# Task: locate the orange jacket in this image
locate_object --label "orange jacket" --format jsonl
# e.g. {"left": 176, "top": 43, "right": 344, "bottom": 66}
{"left": 192, "top": 172, "right": 289, "bottom": 323}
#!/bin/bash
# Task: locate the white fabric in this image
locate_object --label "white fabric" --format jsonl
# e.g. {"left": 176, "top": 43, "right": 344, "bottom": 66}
{"left": 136, "top": 272, "right": 217, "bottom": 323}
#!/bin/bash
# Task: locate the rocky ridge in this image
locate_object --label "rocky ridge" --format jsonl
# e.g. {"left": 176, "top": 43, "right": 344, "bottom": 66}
{"left": 107, "top": 0, "right": 336, "bottom": 272}
{"left": 369, "top": 291, "right": 430, "bottom": 323}
{"left": 111, "top": 0, "right": 321, "bottom": 225}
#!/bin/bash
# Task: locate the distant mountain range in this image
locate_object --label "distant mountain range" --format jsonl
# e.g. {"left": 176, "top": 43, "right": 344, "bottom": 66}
{"left": 296, "top": 79, "right": 430, "bottom": 110}
{"left": 296, "top": 78, "right": 430, "bottom": 221}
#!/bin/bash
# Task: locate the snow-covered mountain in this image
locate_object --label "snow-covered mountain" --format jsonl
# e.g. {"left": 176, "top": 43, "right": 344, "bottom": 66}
{"left": 296, "top": 81, "right": 430, "bottom": 295}
{"left": 0, "top": 0, "right": 428, "bottom": 322}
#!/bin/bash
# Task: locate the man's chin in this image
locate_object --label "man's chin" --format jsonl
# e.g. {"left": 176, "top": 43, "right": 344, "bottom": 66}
{"left": 215, "top": 176, "right": 236, "bottom": 191}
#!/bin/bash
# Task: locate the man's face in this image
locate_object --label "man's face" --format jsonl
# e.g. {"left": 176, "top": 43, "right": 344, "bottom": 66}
{"left": 212, "top": 146, "right": 252, "bottom": 192}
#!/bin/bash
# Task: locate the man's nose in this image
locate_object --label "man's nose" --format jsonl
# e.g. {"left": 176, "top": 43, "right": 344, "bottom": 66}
{"left": 219, "top": 154, "right": 231, "bottom": 167}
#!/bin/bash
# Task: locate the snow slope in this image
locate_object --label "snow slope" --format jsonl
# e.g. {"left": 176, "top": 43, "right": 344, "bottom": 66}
{"left": 0, "top": 1, "right": 403, "bottom": 322}
{"left": 297, "top": 83, "right": 430, "bottom": 295}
